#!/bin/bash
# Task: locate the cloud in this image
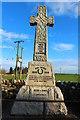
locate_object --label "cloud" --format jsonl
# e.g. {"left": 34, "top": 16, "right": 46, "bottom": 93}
{"left": 0, "top": 45, "right": 13, "bottom": 49}
{"left": 0, "top": 58, "right": 16, "bottom": 71}
{"left": 0, "top": 58, "right": 30, "bottom": 72}
{"left": 49, "top": 58, "right": 78, "bottom": 73}
{"left": 52, "top": 43, "right": 74, "bottom": 51}
{"left": 1, "top": 0, "right": 79, "bottom": 2}
{"left": 0, "top": 28, "right": 29, "bottom": 41}
{"left": 78, "top": 2, "right": 80, "bottom": 16}
{"left": 1, "top": 59, "right": 15, "bottom": 66}
{"left": 1, "top": 58, "right": 78, "bottom": 74}
{"left": 45, "top": 2, "right": 78, "bottom": 18}
{"left": 48, "top": 0, "right": 77, "bottom": 1}
{"left": 0, "top": 35, "right": 2, "bottom": 42}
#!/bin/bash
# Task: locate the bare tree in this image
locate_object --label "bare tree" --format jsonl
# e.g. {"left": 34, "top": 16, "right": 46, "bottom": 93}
{"left": 1, "top": 68, "right": 6, "bottom": 74}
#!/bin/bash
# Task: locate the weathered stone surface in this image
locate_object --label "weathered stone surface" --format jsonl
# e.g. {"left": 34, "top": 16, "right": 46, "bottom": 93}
{"left": 26, "top": 61, "right": 55, "bottom": 86}
{"left": 11, "top": 6, "right": 68, "bottom": 116}
{"left": 30, "top": 6, "right": 54, "bottom": 62}
{"left": 11, "top": 85, "right": 67, "bottom": 115}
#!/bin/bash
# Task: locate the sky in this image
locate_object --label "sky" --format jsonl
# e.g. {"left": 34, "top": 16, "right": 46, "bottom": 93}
{"left": 0, "top": 2, "right": 78, "bottom": 73}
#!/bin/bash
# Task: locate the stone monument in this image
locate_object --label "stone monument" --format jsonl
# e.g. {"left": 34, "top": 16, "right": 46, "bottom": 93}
{"left": 11, "top": 6, "right": 67, "bottom": 115}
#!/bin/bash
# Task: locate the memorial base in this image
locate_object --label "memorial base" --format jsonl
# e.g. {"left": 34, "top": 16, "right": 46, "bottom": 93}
{"left": 11, "top": 85, "right": 67, "bottom": 115}
{"left": 11, "top": 61, "right": 67, "bottom": 115}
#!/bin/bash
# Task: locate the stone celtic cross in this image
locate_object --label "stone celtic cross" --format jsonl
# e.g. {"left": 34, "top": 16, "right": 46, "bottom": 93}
{"left": 30, "top": 6, "right": 54, "bottom": 61}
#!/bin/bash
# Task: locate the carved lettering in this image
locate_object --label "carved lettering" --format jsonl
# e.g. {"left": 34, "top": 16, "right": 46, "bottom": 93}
{"left": 30, "top": 6, "right": 54, "bottom": 61}
{"left": 29, "top": 75, "right": 52, "bottom": 81}
{"left": 35, "top": 55, "right": 47, "bottom": 61}
{"left": 38, "top": 43, "right": 43, "bottom": 53}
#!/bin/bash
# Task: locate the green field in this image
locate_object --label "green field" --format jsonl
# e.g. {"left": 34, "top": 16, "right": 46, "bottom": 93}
{"left": 55, "top": 74, "right": 80, "bottom": 82}
{"left": 1, "top": 73, "right": 80, "bottom": 82}
{"left": 1, "top": 74, "right": 26, "bottom": 81}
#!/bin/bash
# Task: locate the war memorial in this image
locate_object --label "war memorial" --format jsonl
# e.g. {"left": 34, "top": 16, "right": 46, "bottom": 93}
{"left": 11, "top": 6, "right": 67, "bottom": 115}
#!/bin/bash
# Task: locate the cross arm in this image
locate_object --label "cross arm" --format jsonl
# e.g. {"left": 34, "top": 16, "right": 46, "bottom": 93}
{"left": 47, "top": 16, "right": 54, "bottom": 27}
{"left": 30, "top": 16, "right": 37, "bottom": 26}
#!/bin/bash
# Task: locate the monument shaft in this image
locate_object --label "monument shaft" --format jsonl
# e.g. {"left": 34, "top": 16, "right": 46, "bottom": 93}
{"left": 30, "top": 6, "right": 54, "bottom": 61}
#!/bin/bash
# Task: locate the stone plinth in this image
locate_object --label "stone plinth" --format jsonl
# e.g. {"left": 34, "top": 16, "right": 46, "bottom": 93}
{"left": 11, "top": 61, "right": 67, "bottom": 115}
{"left": 11, "top": 85, "right": 67, "bottom": 115}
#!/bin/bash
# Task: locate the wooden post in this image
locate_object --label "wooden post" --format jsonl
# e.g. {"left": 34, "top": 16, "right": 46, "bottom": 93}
{"left": 14, "top": 40, "right": 24, "bottom": 80}
{"left": 20, "top": 48, "right": 23, "bottom": 80}
{"left": 15, "top": 42, "right": 19, "bottom": 80}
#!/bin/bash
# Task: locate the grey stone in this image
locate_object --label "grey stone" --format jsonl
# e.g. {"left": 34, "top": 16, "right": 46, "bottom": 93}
{"left": 71, "top": 86, "right": 75, "bottom": 89}
{"left": 25, "top": 61, "right": 55, "bottom": 87}
{"left": 11, "top": 85, "right": 67, "bottom": 115}
{"left": 11, "top": 6, "right": 68, "bottom": 116}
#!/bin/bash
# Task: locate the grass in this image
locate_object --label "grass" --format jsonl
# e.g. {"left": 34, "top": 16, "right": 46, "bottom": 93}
{"left": 55, "top": 73, "right": 80, "bottom": 82}
{"left": 1, "top": 73, "right": 80, "bottom": 82}
{"left": 1, "top": 74, "right": 26, "bottom": 80}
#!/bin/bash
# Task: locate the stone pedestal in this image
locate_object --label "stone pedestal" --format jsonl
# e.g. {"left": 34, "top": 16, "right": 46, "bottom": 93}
{"left": 11, "top": 86, "right": 67, "bottom": 115}
{"left": 11, "top": 61, "right": 67, "bottom": 115}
